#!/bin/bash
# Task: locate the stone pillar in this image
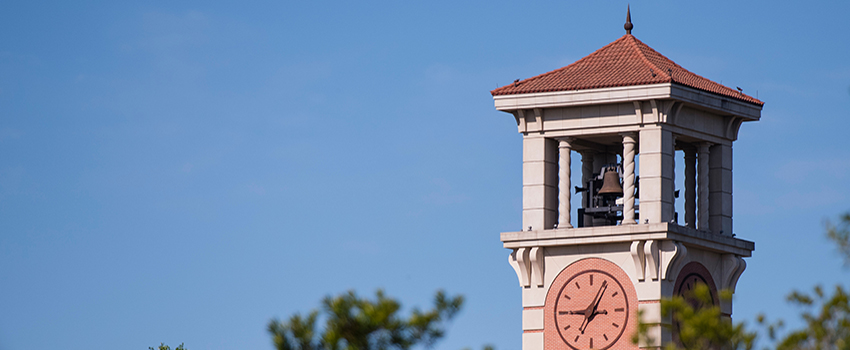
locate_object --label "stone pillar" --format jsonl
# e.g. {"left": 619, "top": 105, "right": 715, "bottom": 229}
{"left": 580, "top": 151, "right": 595, "bottom": 227}
{"left": 710, "top": 143, "right": 733, "bottom": 236}
{"left": 523, "top": 136, "right": 559, "bottom": 231}
{"left": 698, "top": 142, "right": 711, "bottom": 231}
{"left": 558, "top": 138, "right": 574, "bottom": 229}
{"left": 638, "top": 127, "right": 675, "bottom": 224}
{"left": 621, "top": 133, "right": 637, "bottom": 224}
{"left": 684, "top": 147, "right": 697, "bottom": 229}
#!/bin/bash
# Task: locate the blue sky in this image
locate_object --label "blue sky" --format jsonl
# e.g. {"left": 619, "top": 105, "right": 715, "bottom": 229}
{"left": 1, "top": 1, "right": 849, "bottom": 349}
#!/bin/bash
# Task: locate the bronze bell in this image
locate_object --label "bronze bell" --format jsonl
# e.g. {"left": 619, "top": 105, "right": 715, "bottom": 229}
{"left": 598, "top": 169, "right": 623, "bottom": 196}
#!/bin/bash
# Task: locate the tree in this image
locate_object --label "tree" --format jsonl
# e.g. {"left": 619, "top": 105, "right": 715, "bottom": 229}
{"left": 635, "top": 212, "right": 850, "bottom": 350}
{"left": 268, "top": 289, "right": 464, "bottom": 350}
{"left": 148, "top": 343, "right": 187, "bottom": 350}
{"left": 826, "top": 213, "right": 850, "bottom": 267}
{"left": 632, "top": 284, "right": 756, "bottom": 350}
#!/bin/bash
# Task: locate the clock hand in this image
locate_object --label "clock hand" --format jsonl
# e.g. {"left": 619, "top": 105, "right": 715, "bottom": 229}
{"left": 588, "top": 280, "right": 608, "bottom": 315}
{"left": 558, "top": 310, "right": 587, "bottom": 315}
{"left": 578, "top": 314, "right": 589, "bottom": 334}
{"left": 581, "top": 281, "right": 609, "bottom": 332}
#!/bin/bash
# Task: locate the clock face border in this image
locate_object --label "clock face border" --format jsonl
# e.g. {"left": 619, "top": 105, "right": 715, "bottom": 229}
{"left": 544, "top": 258, "right": 638, "bottom": 350}
{"left": 673, "top": 261, "right": 718, "bottom": 304}
{"left": 671, "top": 261, "right": 719, "bottom": 347}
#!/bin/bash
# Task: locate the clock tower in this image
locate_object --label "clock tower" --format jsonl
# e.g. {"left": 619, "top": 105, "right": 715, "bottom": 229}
{"left": 491, "top": 9, "right": 762, "bottom": 349}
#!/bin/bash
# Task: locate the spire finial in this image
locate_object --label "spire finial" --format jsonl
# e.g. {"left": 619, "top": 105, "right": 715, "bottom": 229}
{"left": 624, "top": 5, "right": 633, "bottom": 34}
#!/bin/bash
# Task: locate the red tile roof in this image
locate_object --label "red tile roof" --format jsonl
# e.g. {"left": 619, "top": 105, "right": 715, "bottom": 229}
{"left": 491, "top": 34, "right": 763, "bottom": 106}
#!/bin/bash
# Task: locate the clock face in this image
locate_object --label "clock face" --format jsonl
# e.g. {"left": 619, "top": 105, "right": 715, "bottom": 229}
{"left": 544, "top": 257, "right": 638, "bottom": 350}
{"left": 673, "top": 262, "right": 718, "bottom": 307}
{"left": 675, "top": 272, "right": 716, "bottom": 306}
{"left": 672, "top": 262, "right": 719, "bottom": 346}
{"left": 554, "top": 270, "right": 629, "bottom": 350}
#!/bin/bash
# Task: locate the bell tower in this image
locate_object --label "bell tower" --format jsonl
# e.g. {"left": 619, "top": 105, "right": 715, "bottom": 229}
{"left": 491, "top": 8, "right": 763, "bottom": 350}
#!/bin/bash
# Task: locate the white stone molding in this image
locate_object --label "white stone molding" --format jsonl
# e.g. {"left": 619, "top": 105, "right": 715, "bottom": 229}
{"left": 698, "top": 142, "right": 711, "bottom": 231}
{"left": 645, "top": 240, "right": 660, "bottom": 281}
{"left": 530, "top": 246, "right": 545, "bottom": 287}
{"left": 493, "top": 83, "right": 762, "bottom": 121}
{"left": 631, "top": 240, "right": 647, "bottom": 281}
{"left": 684, "top": 148, "right": 697, "bottom": 229}
{"left": 621, "top": 133, "right": 637, "bottom": 225}
{"left": 558, "top": 138, "right": 574, "bottom": 229}
{"left": 721, "top": 254, "right": 747, "bottom": 293}
{"left": 509, "top": 248, "right": 533, "bottom": 287}
{"left": 661, "top": 241, "right": 688, "bottom": 281}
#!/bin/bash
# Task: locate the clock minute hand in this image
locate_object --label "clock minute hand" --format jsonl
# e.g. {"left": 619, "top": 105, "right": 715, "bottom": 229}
{"left": 588, "top": 280, "right": 608, "bottom": 314}
{"left": 579, "top": 281, "right": 609, "bottom": 334}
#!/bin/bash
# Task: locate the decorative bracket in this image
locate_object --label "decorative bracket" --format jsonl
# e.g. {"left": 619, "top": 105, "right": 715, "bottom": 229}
{"left": 533, "top": 108, "right": 544, "bottom": 132}
{"left": 633, "top": 240, "right": 686, "bottom": 282}
{"left": 530, "top": 247, "right": 545, "bottom": 287}
{"left": 721, "top": 254, "right": 747, "bottom": 293}
{"left": 516, "top": 110, "right": 527, "bottom": 133}
{"left": 509, "top": 247, "right": 544, "bottom": 288}
{"left": 661, "top": 241, "right": 688, "bottom": 281}
{"left": 645, "top": 240, "right": 660, "bottom": 280}
{"left": 630, "top": 241, "right": 646, "bottom": 281}
{"left": 633, "top": 101, "right": 643, "bottom": 124}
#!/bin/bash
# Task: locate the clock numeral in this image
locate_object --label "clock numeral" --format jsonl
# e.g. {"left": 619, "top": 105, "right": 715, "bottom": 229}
{"left": 612, "top": 322, "right": 620, "bottom": 328}
{"left": 564, "top": 325, "right": 571, "bottom": 330}
{"left": 563, "top": 295, "right": 571, "bottom": 300}
{"left": 603, "top": 334, "right": 608, "bottom": 341}
{"left": 574, "top": 335, "right": 580, "bottom": 342}
{"left": 590, "top": 274, "right": 593, "bottom": 286}
{"left": 575, "top": 282, "right": 581, "bottom": 289}
{"left": 590, "top": 338, "right": 593, "bottom": 348}
{"left": 612, "top": 291, "right": 618, "bottom": 297}
{"left": 614, "top": 308, "right": 624, "bottom": 312}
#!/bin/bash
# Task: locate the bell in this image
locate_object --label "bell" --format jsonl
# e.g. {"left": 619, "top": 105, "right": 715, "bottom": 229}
{"left": 598, "top": 169, "right": 623, "bottom": 196}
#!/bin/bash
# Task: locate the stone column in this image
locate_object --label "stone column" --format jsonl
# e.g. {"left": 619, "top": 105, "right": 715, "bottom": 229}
{"left": 710, "top": 143, "right": 733, "bottom": 236}
{"left": 580, "top": 151, "right": 595, "bottom": 227}
{"left": 621, "top": 133, "right": 637, "bottom": 224}
{"left": 684, "top": 147, "right": 697, "bottom": 229}
{"left": 698, "top": 142, "right": 711, "bottom": 231}
{"left": 523, "top": 137, "right": 559, "bottom": 231}
{"left": 558, "top": 138, "right": 574, "bottom": 229}
{"left": 638, "top": 126, "right": 675, "bottom": 224}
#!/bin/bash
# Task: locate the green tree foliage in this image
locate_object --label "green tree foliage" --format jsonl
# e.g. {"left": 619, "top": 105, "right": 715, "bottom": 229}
{"left": 826, "top": 213, "right": 850, "bottom": 267}
{"left": 635, "top": 212, "right": 850, "bottom": 350}
{"left": 268, "top": 289, "right": 464, "bottom": 350}
{"left": 764, "top": 286, "right": 850, "bottom": 350}
{"left": 148, "top": 343, "right": 187, "bottom": 350}
{"left": 632, "top": 284, "right": 756, "bottom": 350}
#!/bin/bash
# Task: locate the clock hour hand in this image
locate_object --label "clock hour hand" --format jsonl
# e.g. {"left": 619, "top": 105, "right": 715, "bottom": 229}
{"left": 558, "top": 310, "right": 587, "bottom": 315}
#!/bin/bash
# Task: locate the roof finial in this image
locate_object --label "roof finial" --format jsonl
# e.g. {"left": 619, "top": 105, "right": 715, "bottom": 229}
{"left": 624, "top": 5, "right": 633, "bottom": 34}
